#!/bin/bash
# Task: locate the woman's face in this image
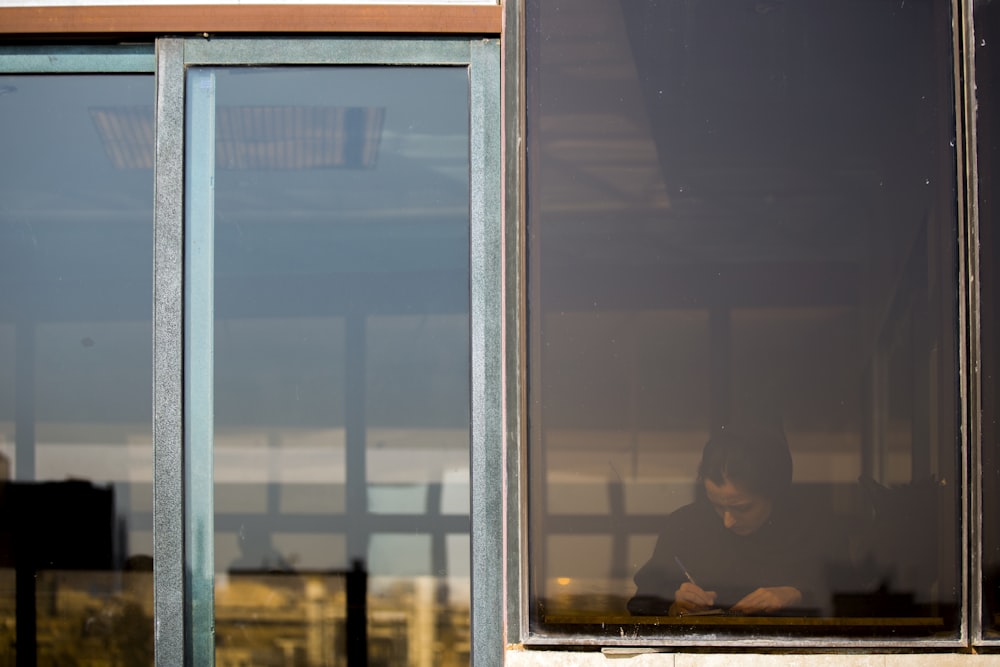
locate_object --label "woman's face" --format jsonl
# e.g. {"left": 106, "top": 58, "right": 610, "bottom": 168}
{"left": 703, "top": 476, "right": 773, "bottom": 536}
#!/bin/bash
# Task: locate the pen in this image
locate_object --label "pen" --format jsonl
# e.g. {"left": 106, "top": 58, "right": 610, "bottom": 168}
{"left": 674, "top": 555, "right": 724, "bottom": 617}
{"left": 674, "top": 556, "right": 697, "bottom": 585}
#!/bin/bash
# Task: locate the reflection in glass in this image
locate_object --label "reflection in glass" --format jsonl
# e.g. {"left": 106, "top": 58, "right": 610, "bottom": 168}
{"left": 0, "top": 75, "right": 154, "bottom": 663}
{"left": 527, "top": 0, "right": 960, "bottom": 638}
{"left": 204, "top": 67, "right": 471, "bottom": 665}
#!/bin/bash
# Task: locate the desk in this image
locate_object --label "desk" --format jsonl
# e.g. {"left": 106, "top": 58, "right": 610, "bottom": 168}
{"left": 540, "top": 614, "right": 948, "bottom": 637}
{"left": 545, "top": 614, "right": 944, "bottom": 626}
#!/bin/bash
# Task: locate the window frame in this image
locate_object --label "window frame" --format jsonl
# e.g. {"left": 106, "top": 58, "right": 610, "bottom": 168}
{"left": 156, "top": 35, "right": 503, "bottom": 665}
{"left": 508, "top": 0, "right": 983, "bottom": 651}
{"left": 968, "top": 0, "right": 998, "bottom": 648}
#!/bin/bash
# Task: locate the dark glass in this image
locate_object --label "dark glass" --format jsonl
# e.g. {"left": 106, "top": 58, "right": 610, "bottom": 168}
{"left": 977, "top": 0, "right": 1000, "bottom": 639}
{"left": 527, "top": 0, "right": 960, "bottom": 638}
{"left": 205, "top": 67, "right": 471, "bottom": 665}
{"left": 0, "top": 75, "right": 154, "bottom": 663}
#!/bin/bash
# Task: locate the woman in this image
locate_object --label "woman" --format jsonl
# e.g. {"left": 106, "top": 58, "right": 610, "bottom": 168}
{"left": 628, "top": 431, "right": 834, "bottom": 617}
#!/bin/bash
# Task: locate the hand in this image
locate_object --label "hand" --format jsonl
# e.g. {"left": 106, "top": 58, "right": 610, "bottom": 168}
{"left": 729, "top": 586, "right": 802, "bottom": 615}
{"left": 669, "top": 582, "right": 718, "bottom": 616}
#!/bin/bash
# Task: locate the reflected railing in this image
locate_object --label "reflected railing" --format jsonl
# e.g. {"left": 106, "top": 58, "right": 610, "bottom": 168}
{"left": 215, "top": 567, "right": 470, "bottom": 667}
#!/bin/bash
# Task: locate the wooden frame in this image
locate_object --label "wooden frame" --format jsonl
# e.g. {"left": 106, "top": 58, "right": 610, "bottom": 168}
{"left": 0, "top": 4, "right": 502, "bottom": 37}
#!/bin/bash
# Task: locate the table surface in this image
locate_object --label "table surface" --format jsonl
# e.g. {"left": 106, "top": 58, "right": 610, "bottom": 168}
{"left": 543, "top": 614, "right": 946, "bottom": 627}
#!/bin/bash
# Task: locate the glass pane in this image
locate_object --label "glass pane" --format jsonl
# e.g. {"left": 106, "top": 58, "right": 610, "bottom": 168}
{"left": 0, "top": 74, "right": 154, "bottom": 663}
{"left": 978, "top": 0, "right": 1000, "bottom": 640}
{"left": 203, "top": 66, "right": 471, "bottom": 665}
{"left": 527, "top": 0, "right": 960, "bottom": 639}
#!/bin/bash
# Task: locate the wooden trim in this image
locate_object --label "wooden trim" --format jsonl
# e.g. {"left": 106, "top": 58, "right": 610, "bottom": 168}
{"left": 0, "top": 4, "right": 502, "bottom": 37}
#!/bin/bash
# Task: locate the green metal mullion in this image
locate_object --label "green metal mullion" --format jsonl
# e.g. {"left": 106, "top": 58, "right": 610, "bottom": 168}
{"left": 469, "top": 37, "right": 503, "bottom": 667}
{"left": 153, "top": 38, "right": 186, "bottom": 667}
{"left": 502, "top": 0, "right": 527, "bottom": 645}
{"left": 184, "top": 65, "right": 217, "bottom": 667}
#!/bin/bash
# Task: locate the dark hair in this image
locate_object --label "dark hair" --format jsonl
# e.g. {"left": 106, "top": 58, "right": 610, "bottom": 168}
{"left": 696, "top": 430, "right": 793, "bottom": 501}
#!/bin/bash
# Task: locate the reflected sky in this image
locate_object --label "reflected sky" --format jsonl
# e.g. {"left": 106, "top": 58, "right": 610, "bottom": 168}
{"left": 204, "top": 66, "right": 472, "bottom": 580}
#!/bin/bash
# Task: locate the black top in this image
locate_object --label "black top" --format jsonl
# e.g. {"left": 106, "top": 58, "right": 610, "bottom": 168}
{"left": 628, "top": 498, "right": 837, "bottom": 616}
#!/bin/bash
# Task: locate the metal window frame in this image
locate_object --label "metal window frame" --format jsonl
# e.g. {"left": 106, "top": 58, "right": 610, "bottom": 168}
{"left": 502, "top": 0, "right": 528, "bottom": 656}
{"left": 508, "top": 0, "right": 984, "bottom": 651}
{"left": 152, "top": 38, "right": 187, "bottom": 667}
{"left": 964, "top": 0, "right": 993, "bottom": 648}
{"left": 154, "top": 36, "right": 503, "bottom": 666}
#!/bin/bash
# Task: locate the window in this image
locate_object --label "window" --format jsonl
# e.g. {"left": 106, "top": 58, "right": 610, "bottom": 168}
{"left": 0, "top": 49, "right": 156, "bottom": 664}
{"left": 525, "top": 0, "right": 963, "bottom": 644}
{"left": 170, "top": 40, "right": 499, "bottom": 665}
{"left": 0, "top": 36, "right": 502, "bottom": 666}
{"left": 171, "top": 38, "right": 501, "bottom": 666}
{"left": 192, "top": 63, "right": 473, "bottom": 666}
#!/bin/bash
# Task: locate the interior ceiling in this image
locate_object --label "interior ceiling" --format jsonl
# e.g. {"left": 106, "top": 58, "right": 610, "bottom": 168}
{"left": 530, "top": 0, "right": 940, "bottom": 271}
